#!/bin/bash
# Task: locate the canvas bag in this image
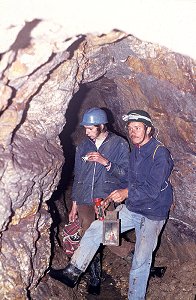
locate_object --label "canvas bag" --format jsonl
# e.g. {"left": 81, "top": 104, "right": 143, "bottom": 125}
{"left": 62, "top": 219, "right": 81, "bottom": 257}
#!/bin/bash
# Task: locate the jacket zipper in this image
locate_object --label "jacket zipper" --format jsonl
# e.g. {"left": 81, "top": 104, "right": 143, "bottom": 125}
{"left": 90, "top": 162, "right": 97, "bottom": 200}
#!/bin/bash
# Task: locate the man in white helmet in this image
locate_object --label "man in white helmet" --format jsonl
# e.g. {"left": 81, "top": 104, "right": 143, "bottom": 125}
{"left": 49, "top": 109, "right": 174, "bottom": 300}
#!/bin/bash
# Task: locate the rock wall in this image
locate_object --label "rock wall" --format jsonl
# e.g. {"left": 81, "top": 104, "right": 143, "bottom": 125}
{"left": 0, "top": 20, "right": 195, "bottom": 299}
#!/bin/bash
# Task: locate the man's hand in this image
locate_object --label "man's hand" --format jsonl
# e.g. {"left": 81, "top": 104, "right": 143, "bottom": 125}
{"left": 107, "top": 189, "right": 128, "bottom": 203}
{"left": 68, "top": 201, "right": 78, "bottom": 222}
{"left": 86, "top": 151, "right": 109, "bottom": 166}
{"left": 101, "top": 197, "right": 112, "bottom": 210}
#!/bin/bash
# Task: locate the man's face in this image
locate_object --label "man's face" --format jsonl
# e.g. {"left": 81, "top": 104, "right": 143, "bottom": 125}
{"left": 127, "top": 121, "right": 151, "bottom": 146}
{"left": 84, "top": 125, "right": 100, "bottom": 141}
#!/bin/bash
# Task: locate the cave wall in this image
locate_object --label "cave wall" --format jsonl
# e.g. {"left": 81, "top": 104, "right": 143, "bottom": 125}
{"left": 0, "top": 19, "right": 195, "bottom": 299}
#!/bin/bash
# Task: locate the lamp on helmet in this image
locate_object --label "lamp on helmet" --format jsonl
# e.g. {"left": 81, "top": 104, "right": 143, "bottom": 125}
{"left": 122, "top": 110, "right": 153, "bottom": 127}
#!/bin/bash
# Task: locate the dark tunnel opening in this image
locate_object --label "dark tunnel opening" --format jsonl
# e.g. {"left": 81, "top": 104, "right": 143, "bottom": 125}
{"left": 47, "top": 75, "right": 127, "bottom": 230}
{"left": 47, "top": 77, "right": 132, "bottom": 264}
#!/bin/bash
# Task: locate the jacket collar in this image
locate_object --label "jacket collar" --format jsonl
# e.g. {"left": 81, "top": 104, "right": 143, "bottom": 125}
{"left": 87, "top": 131, "right": 112, "bottom": 145}
{"left": 134, "top": 137, "right": 157, "bottom": 156}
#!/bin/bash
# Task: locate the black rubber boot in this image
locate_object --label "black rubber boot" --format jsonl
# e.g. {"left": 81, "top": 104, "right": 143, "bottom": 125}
{"left": 48, "top": 263, "right": 82, "bottom": 288}
{"left": 87, "top": 254, "right": 101, "bottom": 295}
{"left": 149, "top": 266, "right": 167, "bottom": 278}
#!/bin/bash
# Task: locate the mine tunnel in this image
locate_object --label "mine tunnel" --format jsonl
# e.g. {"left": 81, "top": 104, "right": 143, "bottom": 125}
{"left": 0, "top": 24, "right": 195, "bottom": 300}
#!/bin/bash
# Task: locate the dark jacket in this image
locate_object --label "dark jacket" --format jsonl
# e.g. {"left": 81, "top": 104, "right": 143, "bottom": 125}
{"left": 72, "top": 132, "right": 130, "bottom": 205}
{"left": 126, "top": 137, "right": 174, "bottom": 220}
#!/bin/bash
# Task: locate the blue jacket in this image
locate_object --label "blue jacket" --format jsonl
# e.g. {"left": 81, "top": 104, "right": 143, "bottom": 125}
{"left": 72, "top": 132, "right": 130, "bottom": 205}
{"left": 126, "top": 137, "right": 174, "bottom": 220}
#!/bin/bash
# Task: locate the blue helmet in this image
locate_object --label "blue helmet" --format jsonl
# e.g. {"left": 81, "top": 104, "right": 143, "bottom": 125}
{"left": 80, "top": 108, "right": 108, "bottom": 126}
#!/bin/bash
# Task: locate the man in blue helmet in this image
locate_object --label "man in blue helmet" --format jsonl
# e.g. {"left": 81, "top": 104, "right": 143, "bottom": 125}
{"left": 51, "top": 107, "right": 131, "bottom": 295}
{"left": 49, "top": 109, "right": 174, "bottom": 299}
{"left": 69, "top": 107, "right": 129, "bottom": 231}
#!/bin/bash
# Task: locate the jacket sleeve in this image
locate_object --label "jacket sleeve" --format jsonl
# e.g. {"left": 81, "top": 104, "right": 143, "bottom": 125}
{"left": 108, "top": 140, "right": 130, "bottom": 181}
{"left": 130, "top": 147, "right": 174, "bottom": 200}
{"left": 71, "top": 146, "right": 82, "bottom": 202}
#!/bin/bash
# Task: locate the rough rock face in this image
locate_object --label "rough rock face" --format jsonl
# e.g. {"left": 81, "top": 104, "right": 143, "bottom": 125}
{"left": 0, "top": 20, "right": 195, "bottom": 299}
